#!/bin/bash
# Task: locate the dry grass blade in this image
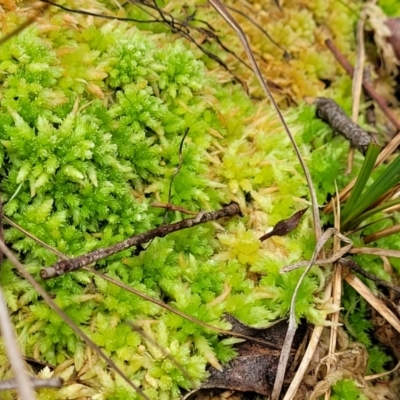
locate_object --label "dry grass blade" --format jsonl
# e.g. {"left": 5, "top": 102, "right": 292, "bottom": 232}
{"left": 365, "top": 360, "right": 400, "bottom": 381}
{"left": 324, "top": 184, "right": 343, "bottom": 400}
{"left": 363, "top": 224, "right": 400, "bottom": 244}
{"left": 349, "top": 247, "right": 400, "bottom": 258}
{"left": 345, "top": 272, "right": 400, "bottom": 334}
{"left": 0, "top": 285, "right": 35, "bottom": 400}
{"left": 0, "top": 241, "right": 151, "bottom": 400}
{"left": 207, "top": 2, "right": 322, "bottom": 397}
{"left": 0, "top": 377, "right": 63, "bottom": 391}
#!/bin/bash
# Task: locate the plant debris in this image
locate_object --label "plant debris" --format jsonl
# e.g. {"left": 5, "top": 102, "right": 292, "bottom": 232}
{"left": 315, "top": 97, "right": 373, "bottom": 154}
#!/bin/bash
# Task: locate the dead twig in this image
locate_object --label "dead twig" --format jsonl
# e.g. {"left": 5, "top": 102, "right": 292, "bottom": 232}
{"left": 0, "top": 286, "right": 35, "bottom": 400}
{"left": 0, "top": 377, "right": 63, "bottom": 391}
{"left": 340, "top": 257, "right": 400, "bottom": 294}
{"left": 314, "top": 97, "right": 373, "bottom": 155}
{"left": 40, "top": 203, "right": 241, "bottom": 279}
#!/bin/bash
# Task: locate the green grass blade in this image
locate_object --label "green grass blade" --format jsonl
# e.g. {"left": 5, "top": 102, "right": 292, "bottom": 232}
{"left": 347, "top": 197, "right": 400, "bottom": 230}
{"left": 341, "top": 143, "right": 381, "bottom": 221}
{"left": 343, "top": 152, "right": 400, "bottom": 226}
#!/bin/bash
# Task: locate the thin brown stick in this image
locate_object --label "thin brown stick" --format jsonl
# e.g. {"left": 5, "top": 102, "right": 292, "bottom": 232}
{"left": 0, "top": 286, "right": 35, "bottom": 400}
{"left": 340, "top": 257, "right": 400, "bottom": 294}
{"left": 0, "top": 377, "right": 63, "bottom": 391}
{"left": 40, "top": 203, "right": 240, "bottom": 279}
{"left": 0, "top": 241, "right": 151, "bottom": 400}
{"left": 349, "top": 247, "right": 400, "bottom": 258}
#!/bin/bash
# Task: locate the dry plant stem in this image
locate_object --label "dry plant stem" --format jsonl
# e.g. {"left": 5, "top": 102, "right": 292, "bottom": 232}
{"left": 128, "top": 321, "right": 196, "bottom": 387}
{"left": 209, "top": 0, "right": 321, "bottom": 238}
{"left": 365, "top": 359, "right": 400, "bottom": 381}
{"left": 207, "top": 2, "right": 322, "bottom": 398}
{"left": 345, "top": 271, "right": 400, "bottom": 334}
{"left": 324, "top": 185, "right": 342, "bottom": 400}
{"left": 340, "top": 257, "right": 400, "bottom": 294}
{"left": 363, "top": 224, "right": 400, "bottom": 244}
{"left": 40, "top": 203, "right": 240, "bottom": 279}
{"left": 0, "top": 241, "right": 151, "bottom": 400}
{"left": 349, "top": 247, "right": 400, "bottom": 258}
{"left": 0, "top": 3, "right": 50, "bottom": 46}
{"left": 0, "top": 286, "right": 35, "bottom": 400}
{"left": 0, "top": 377, "right": 63, "bottom": 391}
{"left": 315, "top": 98, "right": 372, "bottom": 154}
{"left": 283, "top": 325, "right": 325, "bottom": 400}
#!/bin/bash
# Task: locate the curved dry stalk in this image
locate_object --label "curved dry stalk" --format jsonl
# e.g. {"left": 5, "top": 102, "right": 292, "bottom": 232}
{"left": 0, "top": 241, "right": 151, "bottom": 400}
{"left": 0, "top": 286, "right": 35, "bottom": 400}
{"left": 207, "top": 2, "right": 322, "bottom": 398}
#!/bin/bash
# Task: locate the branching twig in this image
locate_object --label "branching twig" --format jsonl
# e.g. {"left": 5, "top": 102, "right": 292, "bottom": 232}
{"left": 40, "top": 203, "right": 241, "bottom": 279}
{"left": 340, "top": 257, "right": 400, "bottom": 294}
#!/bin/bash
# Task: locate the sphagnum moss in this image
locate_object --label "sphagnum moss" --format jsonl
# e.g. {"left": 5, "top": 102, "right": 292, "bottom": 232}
{"left": 0, "top": 1, "right": 383, "bottom": 399}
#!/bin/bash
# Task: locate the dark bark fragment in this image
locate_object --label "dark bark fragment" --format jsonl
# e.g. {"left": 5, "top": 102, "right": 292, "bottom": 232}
{"left": 315, "top": 97, "right": 373, "bottom": 155}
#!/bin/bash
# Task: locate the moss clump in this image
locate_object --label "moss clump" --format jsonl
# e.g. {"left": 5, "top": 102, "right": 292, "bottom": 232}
{"left": 0, "top": 1, "right": 370, "bottom": 399}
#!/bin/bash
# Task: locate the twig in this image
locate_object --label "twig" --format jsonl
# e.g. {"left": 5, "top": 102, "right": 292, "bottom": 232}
{"left": 40, "top": 203, "right": 241, "bottom": 279}
{"left": 224, "top": 4, "right": 290, "bottom": 59}
{"left": 0, "top": 286, "right": 35, "bottom": 400}
{"left": 314, "top": 97, "right": 373, "bottom": 155}
{"left": 0, "top": 377, "right": 63, "bottom": 391}
{"left": 340, "top": 257, "right": 400, "bottom": 294}
{"left": 0, "top": 241, "right": 151, "bottom": 400}
{"left": 128, "top": 321, "right": 197, "bottom": 388}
